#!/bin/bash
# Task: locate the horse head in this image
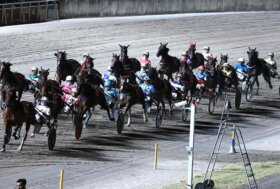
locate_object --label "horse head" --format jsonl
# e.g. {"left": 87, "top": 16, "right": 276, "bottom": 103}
{"left": 186, "top": 43, "right": 196, "bottom": 59}
{"left": 205, "top": 56, "right": 217, "bottom": 74}
{"left": 39, "top": 67, "right": 50, "bottom": 82}
{"left": 220, "top": 54, "right": 228, "bottom": 63}
{"left": 111, "top": 53, "right": 123, "bottom": 75}
{"left": 54, "top": 50, "right": 67, "bottom": 63}
{"left": 188, "top": 42, "right": 196, "bottom": 51}
{"left": 247, "top": 47, "right": 258, "bottom": 67}
{"left": 119, "top": 44, "right": 130, "bottom": 60}
{"left": 156, "top": 43, "right": 169, "bottom": 57}
{"left": 0, "top": 62, "right": 12, "bottom": 80}
{"left": 3, "top": 85, "right": 17, "bottom": 108}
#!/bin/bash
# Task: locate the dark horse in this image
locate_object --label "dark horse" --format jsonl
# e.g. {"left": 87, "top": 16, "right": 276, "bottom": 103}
{"left": 186, "top": 42, "right": 204, "bottom": 70}
{"left": 34, "top": 68, "right": 64, "bottom": 124}
{"left": 157, "top": 43, "right": 181, "bottom": 81}
{"left": 74, "top": 57, "right": 103, "bottom": 88}
{"left": 0, "top": 62, "right": 27, "bottom": 109}
{"left": 119, "top": 44, "right": 141, "bottom": 73}
{"left": 119, "top": 77, "right": 145, "bottom": 127}
{"left": 111, "top": 53, "right": 125, "bottom": 82}
{"left": 218, "top": 53, "right": 229, "bottom": 68}
{"left": 147, "top": 67, "right": 173, "bottom": 115}
{"left": 1, "top": 87, "right": 36, "bottom": 152}
{"left": 77, "top": 82, "right": 114, "bottom": 121}
{"left": 54, "top": 50, "right": 81, "bottom": 84}
{"left": 247, "top": 47, "right": 272, "bottom": 92}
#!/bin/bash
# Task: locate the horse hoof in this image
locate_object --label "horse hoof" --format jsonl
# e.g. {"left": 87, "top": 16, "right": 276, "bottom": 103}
{"left": 17, "top": 147, "right": 22, "bottom": 152}
{"left": 83, "top": 124, "right": 87, "bottom": 129}
{"left": 126, "top": 124, "right": 130, "bottom": 127}
{"left": 0, "top": 148, "right": 5, "bottom": 153}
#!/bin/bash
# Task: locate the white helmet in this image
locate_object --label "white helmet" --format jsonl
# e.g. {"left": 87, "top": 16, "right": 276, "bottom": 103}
{"left": 203, "top": 46, "right": 210, "bottom": 50}
{"left": 268, "top": 52, "right": 274, "bottom": 57}
{"left": 143, "top": 51, "right": 149, "bottom": 56}
{"left": 238, "top": 58, "right": 245, "bottom": 62}
{"left": 66, "top": 75, "right": 73, "bottom": 81}
{"left": 182, "top": 52, "right": 187, "bottom": 56}
{"left": 41, "top": 96, "right": 49, "bottom": 103}
{"left": 83, "top": 53, "right": 89, "bottom": 57}
{"left": 31, "top": 67, "right": 38, "bottom": 71}
{"left": 107, "top": 66, "right": 112, "bottom": 71}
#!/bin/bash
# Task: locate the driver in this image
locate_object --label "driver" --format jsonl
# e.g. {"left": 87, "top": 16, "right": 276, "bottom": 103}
{"left": 139, "top": 76, "right": 156, "bottom": 112}
{"left": 265, "top": 52, "right": 279, "bottom": 78}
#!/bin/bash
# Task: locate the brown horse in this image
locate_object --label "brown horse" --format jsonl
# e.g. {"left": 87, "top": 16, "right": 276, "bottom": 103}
{"left": 156, "top": 43, "right": 181, "bottom": 81}
{"left": 54, "top": 50, "right": 81, "bottom": 84}
{"left": 186, "top": 42, "right": 204, "bottom": 70}
{"left": 148, "top": 67, "right": 173, "bottom": 116}
{"left": 1, "top": 88, "right": 36, "bottom": 152}
{"left": 111, "top": 53, "right": 126, "bottom": 82}
{"left": 34, "top": 68, "right": 64, "bottom": 124}
{"left": 0, "top": 62, "right": 27, "bottom": 109}
{"left": 218, "top": 53, "right": 229, "bottom": 68}
{"left": 119, "top": 77, "right": 145, "bottom": 127}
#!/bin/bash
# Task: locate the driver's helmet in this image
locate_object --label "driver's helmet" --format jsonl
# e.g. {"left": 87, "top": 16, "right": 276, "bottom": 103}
{"left": 143, "top": 51, "right": 149, "bottom": 57}
{"left": 223, "top": 63, "right": 230, "bottom": 68}
{"left": 203, "top": 46, "right": 210, "bottom": 51}
{"left": 66, "top": 75, "right": 73, "bottom": 82}
{"left": 143, "top": 76, "right": 150, "bottom": 81}
{"left": 268, "top": 52, "right": 274, "bottom": 57}
{"left": 31, "top": 67, "right": 38, "bottom": 72}
{"left": 181, "top": 52, "right": 187, "bottom": 56}
{"left": 141, "top": 64, "right": 148, "bottom": 70}
{"left": 107, "top": 66, "right": 112, "bottom": 72}
{"left": 104, "top": 80, "right": 112, "bottom": 87}
{"left": 40, "top": 96, "right": 49, "bottom": 105}
{"left": 176, "top": 73, "right": 183, "bottom": 78}
{"left": 238, "top": 58, "right": 245, "bottom": 63}
{"left": 83, "top": 53, "right": 89, "bottom": 57}
{"left": 198, "top": 65, "right": 205, "bottom": 70}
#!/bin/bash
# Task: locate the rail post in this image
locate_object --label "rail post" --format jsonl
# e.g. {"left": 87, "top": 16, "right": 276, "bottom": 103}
{"left": 59, "top": 169, "right": 64, "bottom": 189}
{"left": 154, "top": 143, "right": 158, "bottom": 170}
{"left": 186, "top": 100, "right": 196, "bottom": 189}
{"left": 229, "top": 125, "right": 237, "bottom": 153}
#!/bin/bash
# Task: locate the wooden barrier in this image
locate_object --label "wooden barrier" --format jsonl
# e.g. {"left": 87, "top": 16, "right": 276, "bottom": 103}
{"left": 0, "top": 0, "right": 59, "bottom": 25}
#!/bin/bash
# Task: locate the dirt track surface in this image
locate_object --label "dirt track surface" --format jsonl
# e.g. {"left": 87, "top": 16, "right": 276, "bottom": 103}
{"left": 0, "top": 11, "right": 280, "bottom": 189}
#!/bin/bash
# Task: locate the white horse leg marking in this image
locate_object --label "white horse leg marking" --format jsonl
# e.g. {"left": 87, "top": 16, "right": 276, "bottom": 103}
{"left": 126, "top": 109, "right": 131, "bottom": 127}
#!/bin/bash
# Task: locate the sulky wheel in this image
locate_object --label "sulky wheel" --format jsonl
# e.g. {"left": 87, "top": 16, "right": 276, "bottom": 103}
{"left": 155, "top": 106, "right": 163, "bottom": 128}
{"left": 195, "top": 182, "right": 206, "bottom": 189}
{"left": 117, "top": 112, "right": 124, "bottom": 134}
{"left": 181, "top": 104, "right": 189, "bottom": 122}
{"left": 208, "top": 96, "right": 216, "bottom": 115}
{"left": 48, "top": 127, "right": 56, "bottom": 151}
{"left": 203, "top": 179, "right": 215, "bottom": 189}
{"left": 245, "top": 82, "right": 254, "bottom": 102}
{"left": 235, "top": 90, "right": 242, "bottom": 109}
{"left": 74, "top": 114, "right": 83, "bottom": 139}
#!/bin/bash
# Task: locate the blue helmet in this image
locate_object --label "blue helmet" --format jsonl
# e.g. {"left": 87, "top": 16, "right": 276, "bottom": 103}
{"left": 104, "top": 80, "right": 112, "bottom": 87}
{"left": 143, "top": 76, "right": 150, "bottom": 81}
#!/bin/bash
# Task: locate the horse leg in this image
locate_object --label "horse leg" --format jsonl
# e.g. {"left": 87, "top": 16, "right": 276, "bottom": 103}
{"left": 1, "top": 123, "right": 12, "bottom": 152}
{"left": 126, "top": 108, "right": 132, "bottom": 127}
{"left": 255, "top": 76, "right": 260, "bottom": 95}
{"left": 18, "top": 123, "right": 29, "bottom": 152}
{"left": 12, "top": 126, "right": 21, "bottom": 140}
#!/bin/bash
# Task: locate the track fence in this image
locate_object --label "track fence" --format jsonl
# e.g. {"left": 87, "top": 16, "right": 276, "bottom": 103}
{"left": 0, "top": 0, "right": 59, "bottom": 26}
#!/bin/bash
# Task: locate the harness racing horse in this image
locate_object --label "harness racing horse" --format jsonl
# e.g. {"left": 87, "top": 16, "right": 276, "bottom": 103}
{"left": 147, "top": 67, "right": 173, "bottom": 116}
{"left": 218, "top": 54, "right": 229, "bottom": 68}
{"left": 74, "top": 57, "right": 103, "bottom": 88}
{"left": 118, "top": 77, "right": 145, "bottom": 128}
{"left": 110, "top": 53, "right": 125, "bottom": 86}
{"left": 247, "top": 47, "right": 272, "bottom": 92}
{"left": 156, "top": 43, "right": 181, "bottom": 81}
{"left": 186, "top": 42, "right": 204, "bottom": 70}
{"left": 34, "top": 68, "right": 64, "bottom": 125}
{"left": 54, "top": 50, "right": 81, "bottom": 84}
{"left": 119, "top": 44, "right": 141, "bottom": 82}
{"left": 77, "top": 82, "right": 114, "bottom": 121}
{"left": 0, "top": 62, "right": 27, "bottom": 109}
{"left": 1, "top": 88, "right": 36, "bottom": 152}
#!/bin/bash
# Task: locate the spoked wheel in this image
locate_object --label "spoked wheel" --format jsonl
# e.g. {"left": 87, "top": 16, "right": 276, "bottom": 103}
{"left": 155, "top": 106, "right": 163, "bottom": 128}
{"left": 235, "top": 90, "right": 242, "bottom": 109}
{"left": 195, "top": 183, "right": 206, "bottom": 189}
{"left": 117, "top": 112, "right": 124, "bottom": 134}
{"left": 0, "top": 96, "right": 5, "bottom": 110}
{"left": 73, "top": 114, "right": 83, "bottom": 139}
{"left": 245, "top": 82, "right": 254, "bottom": 102}
{"left": 181, "top": 104, "right": 189, "bottom": 122}
{"left": 48, "top": 127, "right": 56, "bottom": 151}
{"left": 208, "top": 96, "right": 216, "bottom": 115}
{"left": 204, "top": 179, "right": 215, "bottom": 189}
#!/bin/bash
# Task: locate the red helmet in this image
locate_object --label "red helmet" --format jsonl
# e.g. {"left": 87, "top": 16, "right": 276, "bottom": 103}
{"left": 198, "top": 65, "right": 205, "bottom": 70}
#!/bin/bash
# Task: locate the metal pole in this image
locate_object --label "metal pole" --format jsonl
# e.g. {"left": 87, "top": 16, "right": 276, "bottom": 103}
{"left": 154, "top": 143, "right": 158, "bottom": 170}
{"left": 59, "top": 169, "right": 64, "bottom": 189}
{"left": 187, "top": 100, "right": 196, "bottom": 189}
